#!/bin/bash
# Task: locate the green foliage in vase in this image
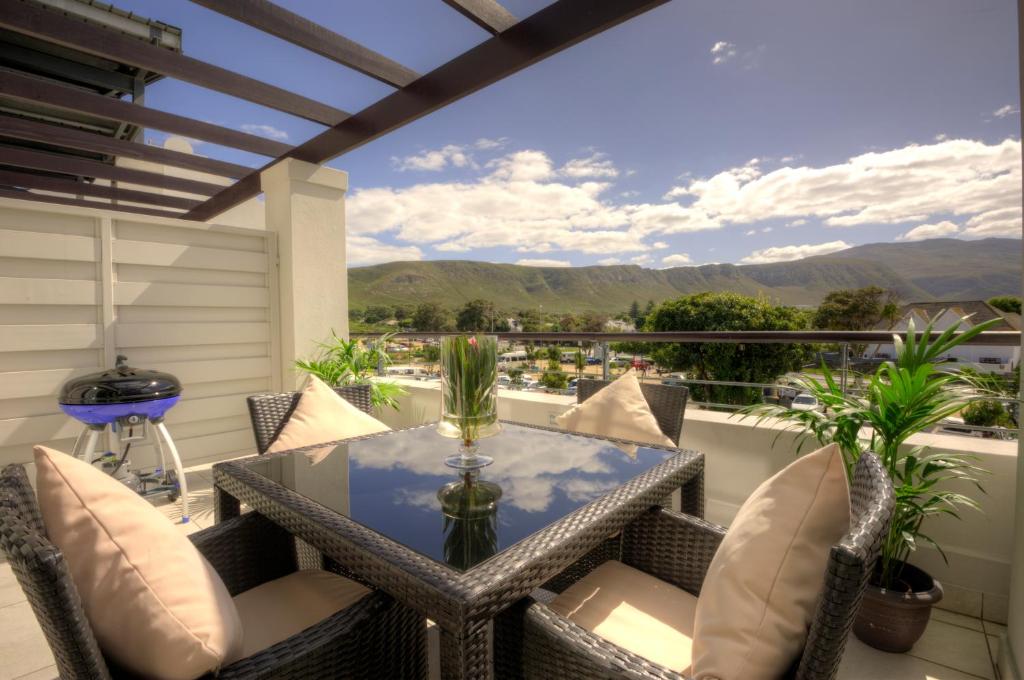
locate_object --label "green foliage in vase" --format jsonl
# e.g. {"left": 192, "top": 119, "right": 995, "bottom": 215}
{"left": 742, "top": 316, "right": 996, "bottom": 589}
{"left": 294, "top": 330, "right": 406, "bottom": 411}
{"left": 440, "top": 335, "right": 498, "bottom": 444}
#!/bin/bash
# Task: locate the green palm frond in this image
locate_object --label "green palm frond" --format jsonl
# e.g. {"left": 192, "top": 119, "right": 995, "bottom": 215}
{"left": 739, "top": 313, "right": 998, "bottom": 588}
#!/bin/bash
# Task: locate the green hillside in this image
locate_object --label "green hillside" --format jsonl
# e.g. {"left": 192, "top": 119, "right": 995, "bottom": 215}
{"left": 348, "top": 238, "right": 1020, "bottom": 314}
{"left": 821, "top": 238, "right": 1021, "bottom": 300}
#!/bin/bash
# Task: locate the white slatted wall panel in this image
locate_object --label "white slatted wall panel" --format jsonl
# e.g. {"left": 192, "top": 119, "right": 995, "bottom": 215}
{"left": 0, "top": 199, "right": 279, "bottom": 468}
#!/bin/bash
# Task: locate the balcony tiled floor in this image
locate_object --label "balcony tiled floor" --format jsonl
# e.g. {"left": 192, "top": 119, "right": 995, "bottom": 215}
{"left": 0, "top": 466, "right": 1007, "bottom": 680}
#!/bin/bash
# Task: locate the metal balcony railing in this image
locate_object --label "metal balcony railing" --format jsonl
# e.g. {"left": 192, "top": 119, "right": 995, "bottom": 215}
{"left": 354, "top": 330, "right": 1022, "bottom": 439}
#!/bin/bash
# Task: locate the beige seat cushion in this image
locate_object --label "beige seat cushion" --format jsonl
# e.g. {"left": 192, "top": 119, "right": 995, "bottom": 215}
{"left": 267, "top": 376, "right": 390, "bottom": 456}
{"left": 548, "top": 560, "right": 698, "bottom": 673}
{"left": 233, "top": 569, "right": 371, "bottom": 658}
{"left": 555, "top": 370, "right": 675, "bottom": 452}
{"left": 692, "top": 443, "right": 851, "bottom": 680}
{"left": 34, "top": 446, "right": 243, "bottom": 680}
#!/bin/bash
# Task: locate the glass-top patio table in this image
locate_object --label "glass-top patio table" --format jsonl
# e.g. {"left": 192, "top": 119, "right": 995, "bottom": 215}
{"left": 212, "top": 421, "right": 704, "bottom": 680}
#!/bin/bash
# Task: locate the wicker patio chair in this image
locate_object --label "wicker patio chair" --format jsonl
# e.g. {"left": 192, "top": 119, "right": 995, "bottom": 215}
{"left": 0, "top": 463, "right": 426, "bottom": 680}
{"left": 495, "top": 452, "right": 894, "bottom": 680}
{"left": 247, "top": 383, "right": 373, "bottom": 454}
{"left": 578, "top": 378, "right": 689, "bottom": 446}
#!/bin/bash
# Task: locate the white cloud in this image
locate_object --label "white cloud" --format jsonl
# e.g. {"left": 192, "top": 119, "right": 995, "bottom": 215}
{"left": 762, "top": 227, "right": 773, "bottom": 233}
{"left": 711, "top": 41, "right": 737, "bottom": 65}
{"left": 596, "top": 257, "right": 621, "bottom": 265}
{"left": 787, "top": 218, "right": 808, "bottom": 227}
{"left": 744, "top": 229, "right": 757, "bottom": 236}
{"left": 393, "top": 144, "right": 474, "bottom": 172}
{"left": 740, "top": 240, "right": 851, "bottom": 264}
{"left": 348, "top": 148, "right": 720, "bottom": 257}
{"left": 993, "top": 105, "right": 1019, "bottom": 118}
{"left": 631, "top": 254, "right": 653, "bottom": 265}
{"left": 898, "top": 220, "right": 960, "bottom": 241}
{"left": 239, "top": 124, "right": 289, "bottom": 140}
{"left": 962, "top": 207, "right": 1022, "bottom": 237}
{"left": 652, "top": 241, "right": 669, "bottom": 249}
{"left": 347, "top": 236, "right": 422, "bottom": 266}
{"left": 934, "top": 133, "right": 949, "bottom": 142}
{"left": 662, "top": 253, "right": 692, "bottom": 266}
{"left": 486, "top": 150, "right": 555, "bottom": 182}
{"left": 516, "top": 258, "right": 571, "bottom": 267}
{"left": 560, "top": 152, "right": 619, "bottom": 179}
{"left": 666, "top": 138, "right": 1021, "bottom": 234}
{"left": 474, "top": 137, "right": 507, "bottom": 150}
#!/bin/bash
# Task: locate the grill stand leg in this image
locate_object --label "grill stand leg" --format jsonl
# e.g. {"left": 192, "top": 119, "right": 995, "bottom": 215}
{"left": 150, "top": 427, "right": 169, "bottom": 481}
{"left": 79, "top": 429, "right": 101, "bottom": 464}
{"left": 155, "top": 421, "right": 189, "bottom": 523}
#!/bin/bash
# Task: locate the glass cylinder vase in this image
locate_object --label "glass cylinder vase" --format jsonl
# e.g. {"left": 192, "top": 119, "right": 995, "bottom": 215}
{"left": 437, "top": 335, "right": 501, "bottom": 455}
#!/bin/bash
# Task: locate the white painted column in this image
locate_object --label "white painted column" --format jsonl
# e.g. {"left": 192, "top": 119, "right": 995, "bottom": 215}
{"left": 261, "top": 159, "right": 349, "bottom": 389}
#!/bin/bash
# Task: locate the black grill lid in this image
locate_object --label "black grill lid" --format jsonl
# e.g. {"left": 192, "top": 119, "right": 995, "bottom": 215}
{"left": 59, "top": 355, "right": 182, "bottom": 405}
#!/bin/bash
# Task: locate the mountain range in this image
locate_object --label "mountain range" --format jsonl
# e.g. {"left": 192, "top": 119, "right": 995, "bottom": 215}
{"left": 348, "top": 238, "right": 1021, "bottom": 313}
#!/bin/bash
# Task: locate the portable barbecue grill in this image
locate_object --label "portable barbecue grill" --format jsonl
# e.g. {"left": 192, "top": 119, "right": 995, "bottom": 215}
{"left": 59, "top": 355, "right": 190, "bottom": 522}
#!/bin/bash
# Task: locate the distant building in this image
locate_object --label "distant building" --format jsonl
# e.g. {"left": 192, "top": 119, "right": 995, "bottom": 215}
{"left": 866, "top": 300, "right": 1020, "bottom": 373}
{"left": 604, "top": 319, "right": 636, "bottom": 332}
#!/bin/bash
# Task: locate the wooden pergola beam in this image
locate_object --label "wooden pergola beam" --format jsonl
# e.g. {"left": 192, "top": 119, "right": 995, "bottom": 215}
{"left": 0, "top": 69, "right": 291, "bottom": 157}
{"left": 0, "top": 1, "right": 350, "bottom": 125}
{"left": 0, "top": 145, "right": 225, "bottom": 196}
{"left": 0, "top": 168, "right": 201, "bottom": 210}
{"left": 0, "top": 115, "right": 252, "bottom": 179}
{"left": 0, "top": 186, "right": 186, "bottom": 219}
{"left": 188, "top": 0, "right": 670, "bottom": 221}
{"left": 442, "top": 0, "right": 517, "bottom": 35}
{"left": 188, "top": 0, "right": 420, "bottom": 88}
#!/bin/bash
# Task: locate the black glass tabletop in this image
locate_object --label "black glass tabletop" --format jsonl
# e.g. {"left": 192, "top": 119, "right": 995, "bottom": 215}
{"left": 242, "top": 422, "right": 677, "bottom": 572}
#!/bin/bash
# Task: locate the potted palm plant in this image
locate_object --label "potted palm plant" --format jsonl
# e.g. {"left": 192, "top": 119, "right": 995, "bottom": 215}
{"left": 295, "top": 330, "right": 407, "bottom": 411}
{"left": 743, "top": 316, "right": 995, "bottom": 652}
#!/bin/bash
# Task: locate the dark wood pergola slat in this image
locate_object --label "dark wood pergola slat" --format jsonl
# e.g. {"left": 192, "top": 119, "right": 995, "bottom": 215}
{"left": 188, "top": 0, "right": 419, "bottom": 88}
{"left": 0, "top": 168, "right": 200, "bottom": 210}
{"left": 0, "top": 69, "right": 291, "bottom": 157}
{"left": 0, "top": 41, "right": 135, "bottom": 93}
{"left": 0, "top": 115, "right": 252, "bottom": 179}
{"left": 187, "top": 0, "right": 670, "bottom": 221}
{"left": 0, "top": 186, "right": 186, "bottom": 219}
{"left": 0, "top": 145, "right": 225, "bottom": 196}
{"left": 442, "top": 0, "right": 517, "bottom": 35}
{"left": 0, "top": 0, "right": 350, "bottom": 126}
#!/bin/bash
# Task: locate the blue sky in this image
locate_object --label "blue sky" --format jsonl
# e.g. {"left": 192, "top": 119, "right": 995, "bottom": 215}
{"left": 122, "top": 0, "right": 1021, "bottom": 266}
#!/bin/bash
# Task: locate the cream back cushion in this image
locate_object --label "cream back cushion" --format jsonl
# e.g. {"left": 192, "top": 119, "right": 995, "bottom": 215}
{"left": 692, "top": 443, "right": 851, "bottom": 680}
{"left": 267, "top": 376, "right": 390, "bottom": 454}
{"left": 555, "top": 370, "right": 675, "bottom": 450}
{"left": 34, "top": 446, "right": 243, "bottom": 680}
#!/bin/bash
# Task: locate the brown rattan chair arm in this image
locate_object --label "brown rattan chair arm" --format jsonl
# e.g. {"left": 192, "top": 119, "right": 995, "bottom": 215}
{"left": 621, "top": 508, "right": 725, "bottom": 596}
{"left": 189, "top": 512, "right": 298, "bottom": 596}
{"left": 212, "top": 590, "right": 426, "bottom": 679}
{"left": 503, "top": 597, "right": 690, "bottom": 680}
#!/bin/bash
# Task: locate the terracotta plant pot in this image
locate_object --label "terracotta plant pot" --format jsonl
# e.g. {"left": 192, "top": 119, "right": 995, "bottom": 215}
{"left": 853, "top": 562, "right": 943, "bottom": 653}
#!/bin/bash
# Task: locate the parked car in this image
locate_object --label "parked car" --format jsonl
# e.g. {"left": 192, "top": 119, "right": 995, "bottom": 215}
{"left": 661, "top": 373, "right": 687, "bottom": 387}
{"left": 791, "top": 393, "right": 821, "bottom": 412}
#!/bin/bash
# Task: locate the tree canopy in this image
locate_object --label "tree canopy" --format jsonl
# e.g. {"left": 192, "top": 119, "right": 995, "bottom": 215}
{"left": 812, "top": 286, "right": 898, "bottom": 331}
{"left": 646, "top": 292, "right": 810, "bottom": 403}
{"left": 411, "top": 303, "right": 453, "bottom": 331}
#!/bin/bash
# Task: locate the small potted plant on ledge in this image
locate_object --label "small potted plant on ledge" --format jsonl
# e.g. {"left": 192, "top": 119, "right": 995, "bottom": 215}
{"left": 295, "top": 330, "right": 407, "bottom": 411}
{"left": 743, "top": 315, "right": 995, "bottom": 652}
